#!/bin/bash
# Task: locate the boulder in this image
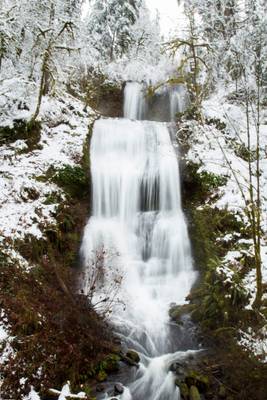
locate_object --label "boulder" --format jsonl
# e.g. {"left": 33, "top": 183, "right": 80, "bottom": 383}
{"left": 96, "top": 384, "right": 105, "bottom": 392}
{"left": 170, "top": 362, "right": 184, "bottom": 373}
{"left": 114, "top": 383, "right": 124, "bottom": 396}
{"left": 169, "top": 304, "right": 196, "bottom": 322}
{"left": 126, "top": 349, "right": 140, "bottom": 363}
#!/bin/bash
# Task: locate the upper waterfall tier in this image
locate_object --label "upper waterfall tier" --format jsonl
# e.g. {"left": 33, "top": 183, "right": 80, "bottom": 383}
{"left": 123, "top": 82, "right": 146, "bottom": 120}
{"left": 123, "top": 81, "right": 189, "bottom": 122}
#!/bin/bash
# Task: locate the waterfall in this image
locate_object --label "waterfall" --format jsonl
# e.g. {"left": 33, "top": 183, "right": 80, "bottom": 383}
{"left": 123, "top": 82, "right": 146, "bottom": 120}
{"left": 169, "top": 85, "right": 189, "bottom": 121}
{"left": 80, "top": 82, "right": 197, "bottom": 400}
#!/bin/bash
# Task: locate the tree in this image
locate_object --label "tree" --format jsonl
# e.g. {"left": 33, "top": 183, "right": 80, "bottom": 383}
{"left": 26, "top": 0, "right": 82, "bottom": 123}
{"left": 164, "top": 3, "right": 210, "bottom": 118}
{"left": 86, "top": 0, "right": 142, "bottom": 61}
{"left": 192, "top": 0, "right": 267, "bottom": 308}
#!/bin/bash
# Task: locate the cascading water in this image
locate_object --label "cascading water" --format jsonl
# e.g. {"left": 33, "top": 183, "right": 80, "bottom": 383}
{"left": 123, "top": 82, "right": 147, "bottom": 120}
{"left": 80, "top": 82, "right": 198, "bottom": 400}
{"left": 169, "top": 85, "right": 189, "bottom": 121}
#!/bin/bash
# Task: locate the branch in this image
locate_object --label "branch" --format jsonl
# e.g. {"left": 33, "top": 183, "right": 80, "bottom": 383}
{"left": 55, "top": 46, "right": 81, "bottom": 51}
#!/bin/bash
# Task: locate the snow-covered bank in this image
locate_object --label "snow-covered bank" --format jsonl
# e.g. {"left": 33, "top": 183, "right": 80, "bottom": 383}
{"left": 0, "top": 80, "right": 93, "bottom": 245}
{"left": 181, "top": 87, "right": 267, "bottom": 362}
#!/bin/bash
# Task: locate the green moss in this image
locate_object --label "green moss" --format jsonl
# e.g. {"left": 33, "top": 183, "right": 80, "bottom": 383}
{"left": 53, "top": 164, "right": 89, "bottom": 199}
{"left": 126, "top": 349, "right": 140, "bottom": 363}
{"left": 205, "top": 117, "right": 226, "bottom": 131}
{"left": 98, "top": 354, "right": 120, "bottom": 373}
{"left": 35, "top": 165, "right": 56, "bottom": 183}
{"left": 96, "top": 370, "right": 107, "bottom": 382}
{"left": 188, "top": 206, "right": 244, "bottom": 271}
{"left": 176, "top": 382, "right": 189, "bottom": 399}
{"left": 190, "top": 257, "right": 249, "bottom": 330}
{"left": 189, "top": 385, "right": 201, "bottom": 400}
{"left": 182, "top": 158, "right": 250, "bottom": 331}
{"left": 169, "top": 304, "right": 196, "bottom": 322}
{"left": 44, "top": 191, "right": 62, "bottom": 205}
{"left": 234, "top": 142, "right": 257, "bottom": 162}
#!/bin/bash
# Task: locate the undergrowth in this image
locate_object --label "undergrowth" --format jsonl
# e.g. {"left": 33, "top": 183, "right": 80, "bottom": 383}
{"left": 0, "top": 128, "right": 115, "bottom": 399}
{"left": 181, "top": 140, "right": 267, "bottom": 399}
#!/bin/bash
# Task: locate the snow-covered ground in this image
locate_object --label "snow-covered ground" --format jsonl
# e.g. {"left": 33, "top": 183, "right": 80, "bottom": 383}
{"left": 183, "top": 87, "right": 267, "bottom": 361}
{"left": 0, "top": 80, "right": 92, "bottom": 245}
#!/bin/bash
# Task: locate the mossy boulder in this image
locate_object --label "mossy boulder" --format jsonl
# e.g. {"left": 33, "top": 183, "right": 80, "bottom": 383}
{"left": 126, "top": 349, "right": 140, "bottom": 364}
{"left": 169, "top": 304, "right": 196, "bottom": 322}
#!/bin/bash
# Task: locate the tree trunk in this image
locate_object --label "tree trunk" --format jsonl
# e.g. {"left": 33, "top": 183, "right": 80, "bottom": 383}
{"left": 29, "top": 50, "right": 49, "bottom": 125}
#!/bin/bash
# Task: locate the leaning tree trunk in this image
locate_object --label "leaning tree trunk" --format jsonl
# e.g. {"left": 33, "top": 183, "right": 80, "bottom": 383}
{"left": 29, "top": 49, "right": 49, "bottom": 125}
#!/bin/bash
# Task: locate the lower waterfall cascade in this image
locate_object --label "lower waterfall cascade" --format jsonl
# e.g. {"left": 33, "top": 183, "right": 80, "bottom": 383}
{"left": 80, "top": 82, "right": 198, "bottom": 400}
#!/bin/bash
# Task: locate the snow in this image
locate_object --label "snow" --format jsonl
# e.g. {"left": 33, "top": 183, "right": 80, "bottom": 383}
{"left": 145, "top": 0, "right": 181, "bottom": 37}
{"left": 0, "top": 310, "right": 9, "bottom": 343}
{"left": 24, "top": 387, "right": 40, "bottom": 400}
{"left": 239, "top": 327, "right": 267, "bottom": 363}
{"left": 49, "top": 384, "right": 86, "bottom": 399}
{"left": 104, "top": 55, "right": 179, "bottom": 86}
{"left": 22, "top": 384, "right": 87, "bottom": 400}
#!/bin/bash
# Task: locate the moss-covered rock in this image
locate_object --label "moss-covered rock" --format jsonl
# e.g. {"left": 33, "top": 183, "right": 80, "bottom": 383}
{"left": 126, "top": 349, "right": 140, "bottom": 364}
{"left": 80, "top": 72, "right": 123, "bottom": 117}
{"left": 184, "top": 370, "right": 209, "bottom": 392}
{"left": 169, "top": 304, "right": 197, "bottom": 322}
{"left": 176, "top": 381, "right": 189, "bottom": 399}
{"left": 189, "top": 385, "right": 201, "bottom": 400}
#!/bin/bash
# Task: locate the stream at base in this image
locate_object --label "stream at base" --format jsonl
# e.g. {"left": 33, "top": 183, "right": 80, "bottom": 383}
{"left": 80, "top": 82, "right": 199, "bottom": 400}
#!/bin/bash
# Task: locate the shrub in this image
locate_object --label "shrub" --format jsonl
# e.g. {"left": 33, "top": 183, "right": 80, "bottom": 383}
{"left": 54, "top": 164, "right": 89, "bottom": 199}
{"left": 0, "top": 119, "right": 41, "bottom": 149}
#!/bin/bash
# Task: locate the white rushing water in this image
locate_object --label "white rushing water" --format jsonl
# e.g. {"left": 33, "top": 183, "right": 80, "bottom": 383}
{"left": 123, "top": 82, "right": 147, "bottom": 120}
{"left": 169, "top": 85, "right": 189, "bottom": 121}
{"left": 81, "top": 82, "right": 197, "bottom": 400}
